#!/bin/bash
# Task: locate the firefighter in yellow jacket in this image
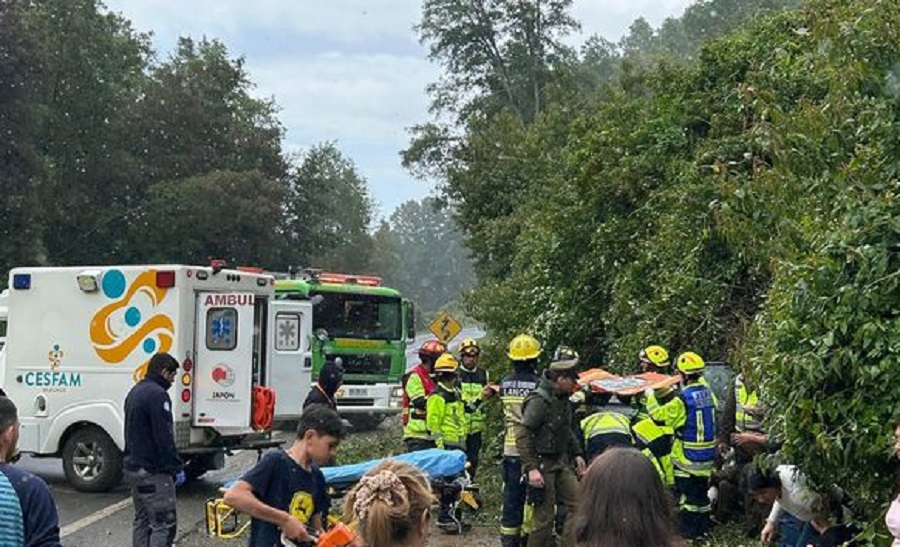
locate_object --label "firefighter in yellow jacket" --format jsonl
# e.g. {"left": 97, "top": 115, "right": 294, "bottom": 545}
{"left": 458, "top": 338, "right": 494, "bottom": 479}
{"left": 402, "top": 339, "right": 446, "bottom": 452}
{"left": 427, "top": 353, "right": 468, "bottom": 531}
{"left": 646, "top": 351, "right": 717, "bottom": 540}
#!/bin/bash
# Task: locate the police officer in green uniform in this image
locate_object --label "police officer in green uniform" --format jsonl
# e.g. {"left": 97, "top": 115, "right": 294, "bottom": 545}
{"left": 517, "top": 357, "right": 586, "bottom": 547}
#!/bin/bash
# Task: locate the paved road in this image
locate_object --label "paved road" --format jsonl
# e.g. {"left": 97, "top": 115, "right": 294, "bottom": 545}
{"left": 19, "top": 440, "right": 276, "bottom": 546}
{"left": 24, "top": 430, "right": 490, "bottom": 546}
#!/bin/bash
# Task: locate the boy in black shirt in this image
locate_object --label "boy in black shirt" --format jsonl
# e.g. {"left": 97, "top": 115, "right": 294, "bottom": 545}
{"left": 225, "top": 405, "right": 345, "bottom": 546}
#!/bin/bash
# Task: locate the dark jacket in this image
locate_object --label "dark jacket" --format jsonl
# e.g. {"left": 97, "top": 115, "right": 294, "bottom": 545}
{"left": 303, "top": 361, "right": 343, "bottom": 411}
{"left": 303, "top": 386, "right": 337, "bottom": 411}
{"left": 517, "top": 378, "right": 582, "bottom": 472}
{"left": 123, "top": 373, "right": 182, "bottom": 475}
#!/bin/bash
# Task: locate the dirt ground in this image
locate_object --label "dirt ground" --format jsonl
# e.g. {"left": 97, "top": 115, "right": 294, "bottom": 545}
{"left": 427, "top": 525, "right": 496, "bottom": 546}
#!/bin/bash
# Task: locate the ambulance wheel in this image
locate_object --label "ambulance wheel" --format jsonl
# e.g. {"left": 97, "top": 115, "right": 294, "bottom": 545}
{"left": 62, "top": 426, "right": 123, "bottom": 493}
{"left": 183, "top": 458, "right": 209, "bottom": 481}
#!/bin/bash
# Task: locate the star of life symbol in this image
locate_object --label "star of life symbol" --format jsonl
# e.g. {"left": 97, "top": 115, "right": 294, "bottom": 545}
{"left": 278, "top": 320, "right": 297, "bottom": 349}
{"left": 212, "top": 317, "right": 233, "bottom": 344}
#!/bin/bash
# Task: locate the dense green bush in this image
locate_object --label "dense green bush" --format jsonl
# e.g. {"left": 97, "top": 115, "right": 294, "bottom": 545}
{"left": 448, "top": 0, "right": 900, "bottom": 528}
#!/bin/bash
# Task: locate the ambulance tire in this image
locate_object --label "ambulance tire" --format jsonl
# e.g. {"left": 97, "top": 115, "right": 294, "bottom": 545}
{"left": 183, "top": 458, "right": 209, "bottom": 481}
{"left": 62, "top": 426, "right": 123, "bottom": 493}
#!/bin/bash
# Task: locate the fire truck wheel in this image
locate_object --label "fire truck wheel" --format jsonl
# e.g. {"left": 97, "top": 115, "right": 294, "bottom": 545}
{"left": 347, "top": 414, "right": 385, "bottom": 432}
{"left": 62, "top": 426, "right": 123, "bottom": 493}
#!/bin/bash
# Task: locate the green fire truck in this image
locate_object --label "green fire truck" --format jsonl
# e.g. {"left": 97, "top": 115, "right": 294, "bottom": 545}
{"left": 275, "top": 271, "right": 415, "bottom": 428}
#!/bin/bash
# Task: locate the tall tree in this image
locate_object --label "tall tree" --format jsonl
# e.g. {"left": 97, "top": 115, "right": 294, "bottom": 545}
{"left": 125, "top": 37, "right": 288, "bottom": 263}
{"left": 377, "top": 198, "right": 475, "bottom": 315}
{"left": 415, "top": 0, "right": 578, "bottom": 124}
{"left": 0, "top": 0, "right": 46, "bottom": 274}
{"left": 368, "top": 220, "right": 404, "bottom": 286}
{"left": 285, "top": 143, "right": 374, "bottom": 272}
{"left": 24, "top": 0, "right": 151, "bottom": 265}
{"left": 130, "top": 37, "right": 286, "bottom": 187}
{"left": 133, "top": 170, "right": 287, "bottom": 266}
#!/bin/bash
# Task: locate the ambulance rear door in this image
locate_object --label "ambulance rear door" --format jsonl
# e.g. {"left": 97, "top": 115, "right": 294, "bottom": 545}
{"left": 192, "top": 292, "right": 256, "bottom": 428}
{"left": 268, "top": 299, "right": 313, "bottom": 420}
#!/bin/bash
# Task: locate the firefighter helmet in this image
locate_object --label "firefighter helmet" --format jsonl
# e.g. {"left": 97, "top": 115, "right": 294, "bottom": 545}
{"left": 676, "top": 352, "right": 705, "bottom": 374}
{"left": 418, "top": 339, "right": 447, "bottom": 360}
{"left": 639, "top": 345, "right": 670, "bottom": 367}
{"left": 434, "top": 353, "right": 459, "bottom": 373}
{"left": 459, "top": 338, "right": 481, "bottom": 356}
{"left": 507, "top": 334, "right": 541, "bottom": 361}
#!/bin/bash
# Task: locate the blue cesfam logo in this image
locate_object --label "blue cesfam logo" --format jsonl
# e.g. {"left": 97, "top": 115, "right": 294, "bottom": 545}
{"left": 25, "top": 371, "right": 82, "bottom": 388}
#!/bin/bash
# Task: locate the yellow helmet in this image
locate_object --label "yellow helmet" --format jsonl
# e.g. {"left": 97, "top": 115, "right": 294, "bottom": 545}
{"left": 676, "top": 352, "right": 705, "bottom": 374}
{"left": 640, "top": 345, "right": 670, "bottom": 367}
{"left": 508, "top": 334, "right": 541, "bottom": 361}
{"left": 459, "top": 338, "right": 481, "bottom": 356}
{"left": 434, "top": 353, "right": 460, "bottom": 373}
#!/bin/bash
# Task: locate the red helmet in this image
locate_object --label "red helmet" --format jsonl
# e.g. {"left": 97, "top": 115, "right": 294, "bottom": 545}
{"left": 418, "top": 339, "right": 447, "bottom": 361}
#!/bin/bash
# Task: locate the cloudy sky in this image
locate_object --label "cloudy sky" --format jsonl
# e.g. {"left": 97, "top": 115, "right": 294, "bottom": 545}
{"left": 104, "top": 0, "right": 693, "bottom": 218}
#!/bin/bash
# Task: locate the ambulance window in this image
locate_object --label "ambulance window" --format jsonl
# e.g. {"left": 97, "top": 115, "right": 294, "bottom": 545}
{"left": 275, "top": 313, "right": 301, "bottom": 351}
{"left": 206, "top": 308, "right": 238, "bottom": 350}
{"left": 0, "top": 319, "right": 6, "bottom": 338}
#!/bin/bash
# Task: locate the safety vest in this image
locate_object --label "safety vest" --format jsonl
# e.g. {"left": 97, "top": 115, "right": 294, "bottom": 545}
{"left": 426, "top": 383, "right": 466, "bottom": 449}
{"left": 402, "top": 365, "right": 435, "bottom": 440}
{"left": 500, "top": 371, "right": 540, "bottom": 457}
{"left": 581, "top": 411, "right": 632, "bottom": 442}
{"left": 459, "top": 366, "right": 488, "bottom": 433}
{"left": 673, "top": 384, "right": 716, "bottom": 474}
{"left": 637, "top": 390, "right": 676, "bottom": 441}
{"left": 581, "top": 410, "right": 634, "bottom": 461}
{"left": 632, "top": 416, "right": 674, "bottom": 486}
{"left": 734, "top": 375, "right": 762, "bottom": 432}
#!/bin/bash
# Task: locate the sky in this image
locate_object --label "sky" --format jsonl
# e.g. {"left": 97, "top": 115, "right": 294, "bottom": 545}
{"left": 103, "top": 0, "right": 693, "bottom": 219}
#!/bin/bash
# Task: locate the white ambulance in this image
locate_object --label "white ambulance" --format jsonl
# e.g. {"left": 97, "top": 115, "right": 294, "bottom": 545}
{"left": 2, "top": 264, "right": 313, "bottom": 492}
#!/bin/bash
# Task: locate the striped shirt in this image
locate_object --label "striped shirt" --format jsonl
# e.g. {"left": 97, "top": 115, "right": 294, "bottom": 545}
{"left": 0, "top": 464, "right": 60, "bottom": 546}
{"left": 0, "top": 470, "right": 24, "bottom": 545}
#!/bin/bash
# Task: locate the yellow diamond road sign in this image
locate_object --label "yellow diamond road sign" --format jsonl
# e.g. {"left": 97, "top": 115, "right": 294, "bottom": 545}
{"left": 429, "top": 312, "right": 463, "bottom": 344}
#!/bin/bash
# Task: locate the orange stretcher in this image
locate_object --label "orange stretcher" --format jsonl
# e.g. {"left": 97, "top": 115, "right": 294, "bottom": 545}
{"left": 578, "top": 368, "right": 680, "bottom": 396}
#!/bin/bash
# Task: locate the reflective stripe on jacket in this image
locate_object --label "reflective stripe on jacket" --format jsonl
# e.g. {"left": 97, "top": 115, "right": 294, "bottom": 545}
{"left": 735, "top": 376, "right": 762, "bottom": 432}
{"left": 649, "top": 381, "right": 716, "bottom": 475}
{"left": 632, "top": 416, "right": 674, "bottom": 486}
{"left": 426, "top": 383, "right": 466, "bottom": 449}
{"left": 459, "top": 366, "right": 488, "bottom": 433}
{"left": 500, "top": 371, "right": 540, "bottom": 457}
{"left": 402, "top": 366, "right": 434, "bottom": 439}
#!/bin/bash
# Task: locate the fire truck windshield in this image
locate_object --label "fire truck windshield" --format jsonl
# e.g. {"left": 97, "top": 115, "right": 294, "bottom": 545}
{"left": 312, "top": 291, "right": 402, "bottom": 340}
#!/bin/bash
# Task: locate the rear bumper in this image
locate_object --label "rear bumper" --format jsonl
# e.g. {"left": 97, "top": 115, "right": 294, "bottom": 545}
{"left": 335, "top": 383, "right": 402, "bottom": 415}
{"left": 178, "top": 437, "right": 283, "bottom": 455}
